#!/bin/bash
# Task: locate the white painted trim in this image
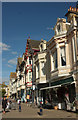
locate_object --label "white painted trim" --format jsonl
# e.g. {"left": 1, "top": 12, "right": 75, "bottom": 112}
{"left": 58, "top": 73, "right": 70, "bottom": 77}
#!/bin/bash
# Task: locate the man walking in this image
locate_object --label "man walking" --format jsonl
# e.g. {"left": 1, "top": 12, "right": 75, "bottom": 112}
{"left": 2, "top": 96, "right": 7, "bottom": 114}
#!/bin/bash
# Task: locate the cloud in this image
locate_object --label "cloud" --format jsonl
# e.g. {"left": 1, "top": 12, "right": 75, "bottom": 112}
{"left": 46, "top": 27, "right": 53, "bottom": 30}
{"left": 12, "top": 51, "right": 17, "bottom": 55}
{"left": 7, "top": 64, "right": 13, "bottom": 68}
{"left": 0, "top": 42, "right": 11, "bottom": 54}
{"left": 8, "top": 58, "right": 17, "bottom": 65}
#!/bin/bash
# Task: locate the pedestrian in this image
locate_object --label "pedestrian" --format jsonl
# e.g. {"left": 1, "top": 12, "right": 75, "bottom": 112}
{"left": 6, "top": 100, "right": 10, "bottom": 110}
{"left": 17, "top": 98, "right": 20, "bottom": 105}
{"left": 18, "top": 98, "right": 21, "bottom": 112}
{"left": 2, "top": 96, "right": 7, "bottom": 114}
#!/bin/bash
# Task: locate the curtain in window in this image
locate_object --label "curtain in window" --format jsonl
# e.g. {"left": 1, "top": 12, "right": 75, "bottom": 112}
{"left": 36, "top": 64, "right": 39, "bottom": 78}
{"left": 53, "top": 50, "right": 57, "bottom": 69}
{"left": 41, "top": 62, "right": 45, "bottom": 76}
{"left": 60, "top": 47, "right": 66, "bottom": 66}
{"left": 72, "top": 37, "right": 76, "bottom": 62}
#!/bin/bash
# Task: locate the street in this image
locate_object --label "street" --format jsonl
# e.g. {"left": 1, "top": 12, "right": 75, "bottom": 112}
{"left": 2, "top": 103, "right": 77, "bottom": 119}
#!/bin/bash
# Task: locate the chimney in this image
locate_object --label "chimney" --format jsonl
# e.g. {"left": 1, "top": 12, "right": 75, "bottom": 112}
{"left": 74, "top": 8, "right": 76, "bottom": 12}
{"left": 69, "top": 6, "right": 72, "bottom": 11}
{"left": 72, "top": 7, "right": 74, "bottom": 11}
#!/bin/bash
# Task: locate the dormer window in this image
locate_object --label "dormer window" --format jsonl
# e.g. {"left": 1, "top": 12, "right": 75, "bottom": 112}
{"left": 57, "top": 24, "right": 61, "bottom": 32}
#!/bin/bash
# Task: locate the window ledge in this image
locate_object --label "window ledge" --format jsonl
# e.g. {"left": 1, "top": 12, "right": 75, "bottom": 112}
{"left": 51, "top": 68, "right": 58, "bottom": 73}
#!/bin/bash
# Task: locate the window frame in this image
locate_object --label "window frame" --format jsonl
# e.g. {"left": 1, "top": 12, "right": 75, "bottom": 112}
{"left": 52, "top": 50, "right": 58, "bottom": 71}
{"left": 60, "top": 46, "right": 66, "bottom": 66}
{"left": 72, "top": 36, "right": 76, "bottom": 62}
{"left": 29, "top": 71, "right": 32, "bottom": 82}
{"left": 41, "top": 62, "right": 45, "bottom": 76}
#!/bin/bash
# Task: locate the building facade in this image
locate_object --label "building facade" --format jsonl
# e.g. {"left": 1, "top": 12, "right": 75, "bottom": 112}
{"left": 8, "top": 4, "right": 78, "bottom": 112}
{"left": 9, "top": 72, "right": 17, "bottom": 98}
{"left": 39, "top": 6, "right": 78, "bottom": 111}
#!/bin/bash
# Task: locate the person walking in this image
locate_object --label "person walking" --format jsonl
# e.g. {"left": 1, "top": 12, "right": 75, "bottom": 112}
{"left": 2, "top": 96, "right": 7, "bottom": 114}
{"left": 18, "top": 98, "right": 21, "bottom": 112}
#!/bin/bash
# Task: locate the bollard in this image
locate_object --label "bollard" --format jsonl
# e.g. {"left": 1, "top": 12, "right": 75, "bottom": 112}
{"left": 19, "top": 105, "right": 21, "bottom": 112}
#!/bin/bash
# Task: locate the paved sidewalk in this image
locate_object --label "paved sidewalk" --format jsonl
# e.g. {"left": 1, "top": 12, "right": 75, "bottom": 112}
{"left": 2, "top": 103, "right": 77, "bottom": 118}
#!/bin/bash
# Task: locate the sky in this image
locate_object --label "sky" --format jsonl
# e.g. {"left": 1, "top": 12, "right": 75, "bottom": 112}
{"left": 1, "top": 2, "right": 76, "bottom": 85}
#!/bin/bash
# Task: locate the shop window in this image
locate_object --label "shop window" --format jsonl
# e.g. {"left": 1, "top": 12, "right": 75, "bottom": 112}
{"left": 60, "top": 46, "right": 66, "bottom": 66}
{"left": 36, "top": 63, "right": 39, "bottom": 78}
{"left": 52, "top": 50, "right": 58, "bottom": 70}
{"left": 41, "top": 62, "right": 45, "bottom": 76}
{"left": 72, "top": 36, "right": 76, "bottom": 62}
{"left": 29, "top": 71, "right": 32, "bottom": 82}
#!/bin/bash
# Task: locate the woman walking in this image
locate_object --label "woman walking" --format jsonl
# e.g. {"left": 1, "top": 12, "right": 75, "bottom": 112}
{"left": 2, "top": 97, "right": 7, "bottom": 114}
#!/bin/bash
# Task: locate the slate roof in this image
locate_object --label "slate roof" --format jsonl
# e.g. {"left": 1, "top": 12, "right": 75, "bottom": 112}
{"left": 27, "top": 39, "right": 40, "bottom": 49}
{"left": 10, "top": 72, "right": 16, "bottom": 79}
{"left": 16, "top": 57, "right": 22, "bottom": 70}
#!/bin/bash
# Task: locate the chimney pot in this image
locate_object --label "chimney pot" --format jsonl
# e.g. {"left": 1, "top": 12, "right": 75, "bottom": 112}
{"left": 72, "top": 7, "right": 74, "bottom": 11}
{"left": 70, "top": 6, "right": 72, "bottom": 11}
{"left": 74, "top": 8, "right": 76, "bottom": 12}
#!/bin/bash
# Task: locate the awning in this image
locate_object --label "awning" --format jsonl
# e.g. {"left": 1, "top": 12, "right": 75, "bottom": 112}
{"left": 40, "top": 85, "right": 61, "bottom": 90}
{"left": 40, "top": 81, "right": 75, "bottom": 91}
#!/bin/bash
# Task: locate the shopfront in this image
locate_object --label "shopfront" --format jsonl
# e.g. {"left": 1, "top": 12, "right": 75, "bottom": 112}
{"left": 40, "top": 77, "right": 76, "bottom": 111}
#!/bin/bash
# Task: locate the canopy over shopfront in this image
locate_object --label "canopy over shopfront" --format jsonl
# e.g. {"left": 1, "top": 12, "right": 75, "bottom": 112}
{"left": 40, "top": 77, "right": 75, "bottom": 90}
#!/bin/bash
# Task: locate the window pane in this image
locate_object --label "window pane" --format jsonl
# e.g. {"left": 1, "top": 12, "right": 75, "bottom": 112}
{"left": 29, "top": 56, "right": 31, "bottom": 64}
{"left": 29, "top": 71, "right": 32, "bottom": 81}
{"left": 53, "top": 50, "right": 58, "bottom": 69}
{"left": 72, "top": 37, "right": 76, "bottom": 62}
{"left": 41, "top": 62, "right": 45, "bottom": 76}
{"left": 60, "top": 47, "right": 66, "bottom": 66}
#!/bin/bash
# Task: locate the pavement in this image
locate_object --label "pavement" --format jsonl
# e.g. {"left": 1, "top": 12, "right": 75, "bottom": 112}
{"left": 2, "top": 103, "right": 77, "bottom": 119}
